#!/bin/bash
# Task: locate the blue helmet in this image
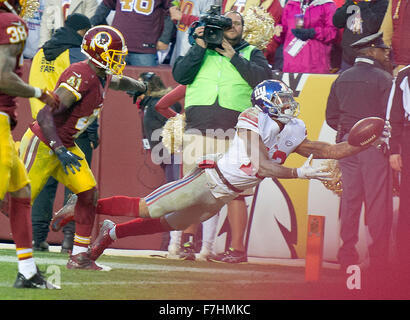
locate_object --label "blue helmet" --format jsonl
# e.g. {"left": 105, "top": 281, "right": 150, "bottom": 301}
{"left": 251, "top": 80, "right": 300, "bottom": 124}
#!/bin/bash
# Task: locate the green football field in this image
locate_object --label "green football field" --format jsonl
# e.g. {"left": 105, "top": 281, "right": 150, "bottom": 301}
{"left": 0, "top": 248, "right": 403, "bottom": 301}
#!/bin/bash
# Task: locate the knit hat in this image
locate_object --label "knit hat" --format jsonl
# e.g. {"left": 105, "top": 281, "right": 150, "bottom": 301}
{"left": 64, "top": 13, "right": 92, "bottom": 32}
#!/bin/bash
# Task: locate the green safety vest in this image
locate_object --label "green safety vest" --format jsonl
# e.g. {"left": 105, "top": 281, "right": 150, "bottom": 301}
{"left": 185, "top": 45, "right": 255, "bottom": 112}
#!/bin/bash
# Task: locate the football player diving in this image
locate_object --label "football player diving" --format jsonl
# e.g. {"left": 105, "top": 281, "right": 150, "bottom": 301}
{"left": 51, "top": 79, "right": 373, "bottom": 264}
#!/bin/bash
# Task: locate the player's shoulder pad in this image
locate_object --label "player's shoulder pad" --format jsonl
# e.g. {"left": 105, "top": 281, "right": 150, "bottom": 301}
{"left": 62, "top": 61, "right": 93, "bottom": 80}
{"left": 0, "top": 12, "right": 28, "bottom": 45}
{"left": 238, "top": 107, "right": 260, "bottom": 127}
{"left": 290, "top": 118, "right": 308, "bottom": 137}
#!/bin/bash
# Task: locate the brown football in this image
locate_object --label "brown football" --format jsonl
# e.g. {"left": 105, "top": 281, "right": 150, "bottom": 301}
{"left": 347, "top": 117, "right": 385, "bottom": 147}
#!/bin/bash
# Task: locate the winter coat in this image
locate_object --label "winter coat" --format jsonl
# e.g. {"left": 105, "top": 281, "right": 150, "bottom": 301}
{"left": 275, "top": 0, "right": 338, "bottom": 74}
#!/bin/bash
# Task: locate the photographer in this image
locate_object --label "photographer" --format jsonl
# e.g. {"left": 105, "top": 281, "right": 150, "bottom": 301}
{"left": 172, "top": 10, "right": 271, "bottom": 263}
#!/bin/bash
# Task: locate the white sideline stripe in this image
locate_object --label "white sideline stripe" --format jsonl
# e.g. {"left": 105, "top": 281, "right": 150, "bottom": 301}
{"left": 0, "top": 278, "right": 299, "bottom": 288}
{"left": 0, "top": 243, "right": 340, "bottom": 270}
{"left": 0, "top": 255, "right": 284, "bottom": 277}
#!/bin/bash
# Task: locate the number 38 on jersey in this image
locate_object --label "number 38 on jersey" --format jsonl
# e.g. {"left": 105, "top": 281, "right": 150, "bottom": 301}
{"left": 7, "top": 24, "right": 27, "bottom": 44}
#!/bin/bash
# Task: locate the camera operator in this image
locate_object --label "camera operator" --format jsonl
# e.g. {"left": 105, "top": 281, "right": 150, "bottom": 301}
{"left": 171, "top": 10, "right": 272, "bottom": 263}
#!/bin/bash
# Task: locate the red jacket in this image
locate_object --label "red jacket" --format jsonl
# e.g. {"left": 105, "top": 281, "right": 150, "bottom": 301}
{"left": 391, "top": 0, "right": 410, "bottom": 65}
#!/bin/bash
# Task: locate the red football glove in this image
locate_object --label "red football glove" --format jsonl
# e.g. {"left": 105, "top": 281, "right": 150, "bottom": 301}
{"left": 38, "top": 89, "right": 60, "bottom": 109}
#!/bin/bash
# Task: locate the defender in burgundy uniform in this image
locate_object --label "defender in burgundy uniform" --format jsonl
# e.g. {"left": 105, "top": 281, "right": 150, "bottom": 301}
{"left": 19, "top": 25, "right": 147, "bottom": 270}
{"left": 0, "top": 0, "right": 60, "bottom": 289}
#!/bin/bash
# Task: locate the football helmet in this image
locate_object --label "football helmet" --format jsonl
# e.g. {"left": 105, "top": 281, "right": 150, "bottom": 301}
{"left": 251, "top": 79, "right": 300, "bottom": 124}
{"left": 81, "top": 26, "right": 128, "bottom": 76}
{"left": 0, "top": 0, "right": 39, "bottom": 18}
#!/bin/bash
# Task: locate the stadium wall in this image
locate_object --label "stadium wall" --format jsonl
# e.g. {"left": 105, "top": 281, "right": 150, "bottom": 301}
{"left": 1, "top": 63, "right": 391, "bottom": 263}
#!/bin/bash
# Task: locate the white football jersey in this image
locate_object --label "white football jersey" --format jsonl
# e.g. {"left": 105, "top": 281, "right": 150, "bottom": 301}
{"left": 205, "top": 107, "right": 307, "bottom": 197}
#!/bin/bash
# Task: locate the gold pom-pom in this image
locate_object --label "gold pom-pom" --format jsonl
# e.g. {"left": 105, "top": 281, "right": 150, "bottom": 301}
{"left": 161, "top": 113, "right": 185, "bottom": 154}
{"left": 320, "top": 160, "right": 343, "bottom": 196}
{"left": 243, "top": 6, "right": 275, "bottom": 50}
{"left": 21, "top": 0, "right": 40, "bottom": 19}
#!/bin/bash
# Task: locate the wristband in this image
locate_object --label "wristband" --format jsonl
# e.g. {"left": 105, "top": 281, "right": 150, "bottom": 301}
{"left": 33, "top": 87, "right": 42, "bottom": 98}
{"left": 296, "top": 167, "right": 301, "bottom": 178}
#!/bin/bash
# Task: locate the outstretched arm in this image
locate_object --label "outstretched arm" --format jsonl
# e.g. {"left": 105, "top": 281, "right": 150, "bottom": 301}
{"left": 109, "top": 75, "right": 147, "bottom": 93}
{"left": 155, "top": 84, "right": 186, "bottom": 118}
{"left": 0, "top": 44, "right": 59, "bottom": 107}
{"left": 239, "top": 129, "right": 331, "bottom": 180}
{"left": 295, "top": 138, "right": 363, "bottom": 159}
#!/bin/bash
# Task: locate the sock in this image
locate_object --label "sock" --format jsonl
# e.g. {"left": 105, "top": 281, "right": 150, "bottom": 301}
{"left": 16, "top": 249, "right": 36, "bottom": 279}
{"left": 169, "top": 230, "right": 182, "bottom": 246}
{"left": 201, "top": 214, "right": 219, "bottom": 253}
{"left": 96, "top": 196, "right": 140, "bottom": 217}
{"left": 115, "top": 217, "right": 169, "bottom": 239}
{"left": 72, "top": 233, "right": 91, "bottom": 255}
{"left": 9, "top": 197, "right": 32, "bottom": 248}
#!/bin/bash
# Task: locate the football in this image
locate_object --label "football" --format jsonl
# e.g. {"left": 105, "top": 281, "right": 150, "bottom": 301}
{"left": 347, "top": 117, "right": 385, "bottom": 147}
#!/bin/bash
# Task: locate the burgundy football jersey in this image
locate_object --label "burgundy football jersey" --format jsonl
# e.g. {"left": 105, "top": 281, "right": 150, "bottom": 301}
{"left": 32, "top": 61, "right": 109, "bottom": 148}
{"left": 104, "top": 0, "right": 170, "bottom": 54}
{"left": 0, "top": 12, "right": 28, "bottom": 128}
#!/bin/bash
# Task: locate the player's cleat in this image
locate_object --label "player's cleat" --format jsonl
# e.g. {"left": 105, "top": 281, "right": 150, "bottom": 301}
{"left": 88, "top": 220, "right": 115, "bottom": 261}
{"left": 179, "top": 241, "right": 196, "bottom": 261}
{"left": 50, "top": 194, "right": 77, "bottom": 232}
{"left": 209, "top": 248, "right": 248, "bottom": 264}
{"left": 67, "top": 252, "right": 111, "bottom": 271}
{"left": 14, "top": 268, "right": 61, "bottom": 289}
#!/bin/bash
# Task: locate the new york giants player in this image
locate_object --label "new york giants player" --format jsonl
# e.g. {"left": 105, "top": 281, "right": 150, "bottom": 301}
{"left": 77, "top": 79, "right": 368, "bottom": 263}
{"left": 18, "top": 25, "right": 147, "bottom": 271}
{"left": 0, "top": 0, "right": 60, "bottom": 289}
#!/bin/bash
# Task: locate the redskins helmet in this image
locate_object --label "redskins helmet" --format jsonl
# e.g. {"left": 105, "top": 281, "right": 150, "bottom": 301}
{"left": 81, "top": 26, "right": 128, "bottom": 76}
{"left": 251, "top": 79, "right": 300, "bottom": 124}
{"left": 0, "top": 0, "right": 39, "bottom": 18}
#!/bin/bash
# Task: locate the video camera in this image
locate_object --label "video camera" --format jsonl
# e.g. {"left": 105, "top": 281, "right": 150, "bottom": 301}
{"left": 188, "top": 5, "right": 232, "bottom": 49}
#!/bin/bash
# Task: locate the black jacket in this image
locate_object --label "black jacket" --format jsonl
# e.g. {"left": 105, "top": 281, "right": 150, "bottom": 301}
{"left": 42, "top": 26, "right": 85, "bottom": 62}
{"left": 172, "top": 40, "right": 272, "bottom": 133}
{"left": 140, "top": 92, "right": 182, "bottom": 149}
{"left": 389, "top": 66, "right": 410, "bottom": 154}
{"left": 333, "top": 0, "right": 388, "bottom": 65}
{"left": 326, "top": 56, "right": 393, "bottom": 136}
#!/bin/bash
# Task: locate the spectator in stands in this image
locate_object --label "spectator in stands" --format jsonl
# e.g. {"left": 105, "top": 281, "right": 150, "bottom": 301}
{"left": 379, "top": 0, "right": 410, "bottom": 75}
{"left": 333, "top": 0, "right": 388, "bottom": 72}
{"left": 326, "top": 33, "right": 393, "bottom": 278}
{"left": 274, "top": 0, "right": 338, "bottom": 74}
{"left": 27, "top": 13, "right": 93, "bottom": 252}
{"left": 222, "top": 0, "right": 283, "bottom": 67}
{"left": 39, "top": 0, "right": 98, "bottom": 47}
{"left": 90, "top": 0, "right": 171, "bottom": 66}
{"left": 23, "top": 0, "right": 45, "bottom": 59}
{"left": 171, "top": 11, "right": 271, "bottom": 262}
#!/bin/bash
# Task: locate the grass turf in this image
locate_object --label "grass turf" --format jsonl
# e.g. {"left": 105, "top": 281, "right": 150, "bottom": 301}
{"left": 0, "top": 248, "right": 400, "bottom": 300}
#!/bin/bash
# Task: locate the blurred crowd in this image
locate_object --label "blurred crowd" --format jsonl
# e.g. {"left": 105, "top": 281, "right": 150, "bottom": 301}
{"left": 23, "top": 0, "right": 409, "bottom": 76}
